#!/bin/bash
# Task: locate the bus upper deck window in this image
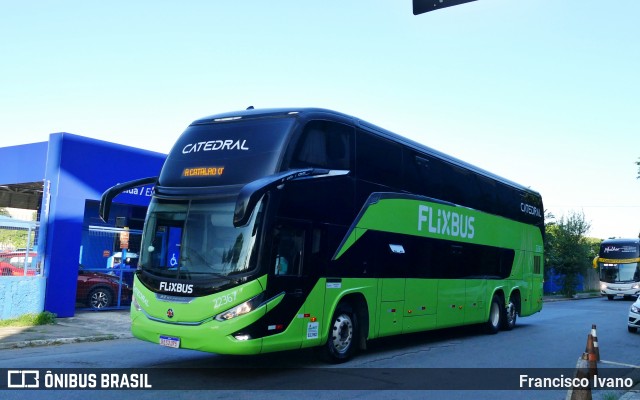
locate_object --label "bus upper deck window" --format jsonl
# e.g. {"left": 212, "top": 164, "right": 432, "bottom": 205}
{"left": 292, "top": 121, "right": 352, "bottom": 170}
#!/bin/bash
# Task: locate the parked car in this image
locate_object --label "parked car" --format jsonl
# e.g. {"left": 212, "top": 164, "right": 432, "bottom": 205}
{"left": 629, "top": 297, "right": 640, "bottom": 333}
{"left": 0, "top": 251, "right": 37, "bottom": 276}
{"left": 76, "top": 265, "right": 133, "bottom": 309}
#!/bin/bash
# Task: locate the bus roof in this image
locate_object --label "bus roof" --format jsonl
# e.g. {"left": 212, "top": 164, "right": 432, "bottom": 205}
{"left": 190, "top": 107, "right": 541, "bottom": 199}
{"left": 601, "top": 238, "right": 640, "bottom": 246}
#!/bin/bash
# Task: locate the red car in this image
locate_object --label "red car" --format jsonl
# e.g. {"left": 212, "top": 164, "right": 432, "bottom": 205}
{"left": 0, "top": 251, "right": 37, "bottom": 276}
{"left": 76, "top": 266, "right": 133, "bottom": 309}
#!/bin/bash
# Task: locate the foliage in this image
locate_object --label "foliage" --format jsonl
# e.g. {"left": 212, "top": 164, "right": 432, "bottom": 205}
{"left": 0, "top": 312, "right": 56, "bottom": 327}
{"left": 545, "top": 211, "right": 594, "bottom": 297}
{"left": 0, "top": 228, "right": 34, "bottom": 250}
{"left": 0, "top": 210, "right": 38, "bottom": 250}
{"left": 585, "top": 237, "right": 602, "bottom": 261}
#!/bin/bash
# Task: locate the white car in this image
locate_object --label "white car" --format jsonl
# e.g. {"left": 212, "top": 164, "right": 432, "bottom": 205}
{"left": 629, "top": 297, "right": 640, "bottom": 333}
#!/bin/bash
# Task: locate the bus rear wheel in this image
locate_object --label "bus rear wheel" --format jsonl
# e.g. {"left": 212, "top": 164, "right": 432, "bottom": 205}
{"left": 484, "top": 295, "right": 503, "bottom": 334}
{"left": 501, "top": 297, "right": 517, "bottom": 331}
{"left": 321, "top": 304, "right": 358, "bottom": 363}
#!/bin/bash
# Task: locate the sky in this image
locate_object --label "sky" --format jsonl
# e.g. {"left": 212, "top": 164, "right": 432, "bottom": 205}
{"left": 1, "top": 0, "right": 638, "bottom": 240}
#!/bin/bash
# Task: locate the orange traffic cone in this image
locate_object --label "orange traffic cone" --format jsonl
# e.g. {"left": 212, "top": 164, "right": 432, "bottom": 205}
{"left": 591, "top": 324, "right": 600, "bottom": 362}
{"left": 584, "top": 333, "right": 598, "bottom": 379}
{"left": 569, "top": 353, "right": 592, "bottom": 400}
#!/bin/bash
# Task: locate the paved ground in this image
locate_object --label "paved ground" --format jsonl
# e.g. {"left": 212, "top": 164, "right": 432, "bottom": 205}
{"left": 0, "top": 309, "right": 131, "bottom": 350}
{"left": 0, "top": 294, "right": 638, "bottom": 398}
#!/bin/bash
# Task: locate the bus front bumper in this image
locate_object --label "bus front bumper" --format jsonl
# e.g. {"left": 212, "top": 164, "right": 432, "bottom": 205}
{"left": 629, "top": 300, "right": 640, "bottom": 332}
{"left": 130, "top": 306, "right": 264, "bottom": 355}
{"left": 600, "top": 284, "right": 640, "bottom": 298}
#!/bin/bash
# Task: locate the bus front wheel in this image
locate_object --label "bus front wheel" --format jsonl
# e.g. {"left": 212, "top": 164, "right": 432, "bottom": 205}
{"left": 321, "top": 303, "right": 358, "bottom": 363}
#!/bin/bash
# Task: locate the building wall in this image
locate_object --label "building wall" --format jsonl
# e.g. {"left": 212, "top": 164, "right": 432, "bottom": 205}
{"left": 0, "top": 277, "right": 46, "bottom": 319}
{"left": 0, "top": 143, "right": 47, "bottom": 319}
{"left": 42, "top": 133, "right": 165, "bottom": 317}
{"left": 0, "top": 133, "right": 165, "bottom": 319}
{"left": 0, "top": 142, "right": 48, "bottom": 183}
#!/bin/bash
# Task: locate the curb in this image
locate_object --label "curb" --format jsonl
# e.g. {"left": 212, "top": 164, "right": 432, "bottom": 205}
{"left": 0, "top": 333, "right": 133, "bottom": 351}
{"left": 620, "top": 391, "right": 640, "bottom": 400}
{"left": 543, "top": 294, "right": 601, "bottom": 302}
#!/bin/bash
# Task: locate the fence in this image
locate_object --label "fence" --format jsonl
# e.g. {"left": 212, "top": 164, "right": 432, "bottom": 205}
{"left": 544, "top": 267, "right": 601, "bottom": 294}
{"left": 0, "top": 218, "right": 40, "bottom": 276}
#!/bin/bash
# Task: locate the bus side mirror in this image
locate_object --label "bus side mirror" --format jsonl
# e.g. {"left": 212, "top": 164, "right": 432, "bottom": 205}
{"left": 99, "top": 176, "right": 158, "bottom": 222}
{"left": 233, "top": 169, "right": 315, "bottom": 227}
{"left": 233, "top": 168, "right": 349, "bottom": 227}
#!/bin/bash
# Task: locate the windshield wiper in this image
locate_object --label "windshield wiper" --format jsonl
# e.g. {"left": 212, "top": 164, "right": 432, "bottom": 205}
{"left": 181, "top": 247, "right": 237, "bottom": 283}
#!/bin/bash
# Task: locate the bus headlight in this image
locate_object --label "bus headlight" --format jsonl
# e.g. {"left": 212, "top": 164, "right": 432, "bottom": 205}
{"left": 632, "top": 284, "right": 640, "bottom": 290}
{"left": 215, "top": 294, "right": 263, "bottom": 322}
{"left": 600, "top": 283, "right": 608, "bottom": 291}
{"left": 132, "top": 295, "right": 142, "bottom": 311}
{"left": 631, "top": 304, "right": 640, "bottom": 314}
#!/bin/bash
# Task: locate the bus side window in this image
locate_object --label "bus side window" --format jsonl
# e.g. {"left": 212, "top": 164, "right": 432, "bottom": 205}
{"left": 291, "top": 120, "right": 352, "bottom": 170}
{"left": 273, "top": 226, "right": 305, "bottom": 276}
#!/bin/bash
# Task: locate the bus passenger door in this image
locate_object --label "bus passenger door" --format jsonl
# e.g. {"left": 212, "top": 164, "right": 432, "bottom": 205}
{"left": 262, "top": 220, "right": 312, "bottom": 351}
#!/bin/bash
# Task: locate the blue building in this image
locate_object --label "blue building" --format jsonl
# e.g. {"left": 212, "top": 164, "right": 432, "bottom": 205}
{"left": 0, "top": 133, "right": 165, "bottom": 318}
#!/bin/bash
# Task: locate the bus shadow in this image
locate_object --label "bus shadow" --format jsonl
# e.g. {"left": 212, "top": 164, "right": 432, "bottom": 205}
{"left": 153, "top": 322, "right": 534, "bottom": 369}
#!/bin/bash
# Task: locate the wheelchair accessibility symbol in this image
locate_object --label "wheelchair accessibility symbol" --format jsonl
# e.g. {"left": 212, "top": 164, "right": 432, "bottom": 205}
{"left": 170, "top": 253, "right": 178, "bottom": 267}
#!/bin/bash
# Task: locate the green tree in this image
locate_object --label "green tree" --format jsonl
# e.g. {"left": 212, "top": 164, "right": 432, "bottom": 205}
{"left": 545, "top": 211, "right": 593, "bottom": 297}
{"left": 0, "top": 210, "right": 35, "bottom": 250}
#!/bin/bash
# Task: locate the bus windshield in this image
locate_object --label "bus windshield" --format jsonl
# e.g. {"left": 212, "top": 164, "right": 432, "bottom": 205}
{"left": 159, "top": 116, "right": 295, "bottom": 188}
{"left": 600, "top": 262, "right": 640, "bottom": 284}
{"left": 139, "top": 196, "right": 265, "bottom": 281}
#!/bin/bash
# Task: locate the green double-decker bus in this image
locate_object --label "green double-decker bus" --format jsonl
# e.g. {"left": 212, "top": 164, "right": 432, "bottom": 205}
{"left": 100, "top": 108, "right": 544, "bottom": 362}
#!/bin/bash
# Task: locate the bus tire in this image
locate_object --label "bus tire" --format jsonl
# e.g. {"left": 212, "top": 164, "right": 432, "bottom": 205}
{"left": 501, "top": 296, "right": 517, "bottom": 331}
{"left": 607, "top": 295, "right": 614, "bottom": 300}
{"left": 484, "top": 295, "right": 502, "bottom": 334}
{"left": 321, "top": 303, "right": 358, "bottom": 363}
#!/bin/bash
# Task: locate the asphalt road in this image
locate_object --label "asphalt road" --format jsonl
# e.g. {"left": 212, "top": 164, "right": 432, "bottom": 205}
{"left": 1, "top": 297, "right": 638, "bottom": 400}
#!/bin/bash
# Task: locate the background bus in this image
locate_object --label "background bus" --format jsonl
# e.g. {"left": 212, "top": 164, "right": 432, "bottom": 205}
{"left": 595, "top": 238, "right": 640, "bottom": 300}
{"left": 100, "top": 107, "right": 544, "bottom": 362}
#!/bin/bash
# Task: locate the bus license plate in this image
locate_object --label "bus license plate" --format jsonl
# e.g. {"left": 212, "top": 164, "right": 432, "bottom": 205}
{"left": 159, "top": 335, "right": 180, "bottom": 348}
